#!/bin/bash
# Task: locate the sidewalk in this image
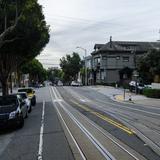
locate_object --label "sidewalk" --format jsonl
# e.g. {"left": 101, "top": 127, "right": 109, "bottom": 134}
{"left": 89, "top": 85, "right": 160, "bottom": 107}
{"left": 0, "top": 88, "right": 18, "bottom": 96}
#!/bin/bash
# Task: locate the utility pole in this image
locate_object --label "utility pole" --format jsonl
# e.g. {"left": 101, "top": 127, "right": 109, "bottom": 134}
{"left": 133, "top": 49, "right": 139, "bottom": 94}
{"left": 158, "top": 29, "right": 160, "bottom": 41}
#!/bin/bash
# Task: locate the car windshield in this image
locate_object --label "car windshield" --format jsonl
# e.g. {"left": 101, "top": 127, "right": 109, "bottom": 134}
{"left": 0, "top": 96, "right": 17, "bottom": 106}
{"left": 18, "top": 89, "right": 33, "bottom": 94}
{"left": 18, "top": 93, "right": 27, "bottom": 99}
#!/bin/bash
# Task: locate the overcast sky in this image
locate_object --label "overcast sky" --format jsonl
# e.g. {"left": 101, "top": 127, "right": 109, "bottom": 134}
{"left": 37, "top": 0, "right": 160, "bottom": 68}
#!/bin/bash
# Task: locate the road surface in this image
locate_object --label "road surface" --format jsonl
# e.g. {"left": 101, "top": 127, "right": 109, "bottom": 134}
{"left": 0, "top": 86, "right": 160, "bottom": 160}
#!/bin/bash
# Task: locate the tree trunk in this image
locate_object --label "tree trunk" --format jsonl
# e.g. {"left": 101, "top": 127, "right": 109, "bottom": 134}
{"left": 9, "top": 74, "right": 13, "bottom": 94}
{"left": 1, "top": 78, "right": 9, "bottom": 96}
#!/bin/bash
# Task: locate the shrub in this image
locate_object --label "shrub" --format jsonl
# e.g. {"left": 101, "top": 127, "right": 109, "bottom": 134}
{"left": 143, "top": 88, "right": 160, "bottom": 98}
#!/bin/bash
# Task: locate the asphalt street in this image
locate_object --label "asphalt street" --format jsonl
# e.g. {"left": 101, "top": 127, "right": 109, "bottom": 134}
{"left": 0, "top": 87, "right": 74, "bottom": 160}
{"left": 57, "top": 86, "right": 160, "bottom": 160}
{"left": 0, "top": 86, "right": 160, "bottom": 160}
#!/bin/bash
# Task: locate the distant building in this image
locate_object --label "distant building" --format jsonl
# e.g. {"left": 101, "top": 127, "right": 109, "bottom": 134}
{"left": 91, "top": 38, "right": 160, "bottom": 84}
{"left": 85, "top": 56, "right": 93, "bottom": 85}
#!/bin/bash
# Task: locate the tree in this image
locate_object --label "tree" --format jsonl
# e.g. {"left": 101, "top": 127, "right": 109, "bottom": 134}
{"left": 0, "top": 0, "right": 50, "bottom": 95}
{"left": 60, "top": 52, "right": 81, "bottom": 83}
{"left": 47, "top": 68, "right": 63, "bottom": 83}
{"left": 20, "top": 59, "right": 47, "bottom": 84}
{"left": 137, "top": 49, "right": 160, "bottom": 83}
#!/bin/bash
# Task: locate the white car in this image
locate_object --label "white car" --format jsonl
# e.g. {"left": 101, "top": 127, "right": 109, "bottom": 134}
{"left": 71, "top": 81, "right": 82, "bottom": 86}
{"left": 17, "top": 92, "right": 32, "bottom": 113}
{"left": 57, "top": 80, "right": 63, "bottom": 86}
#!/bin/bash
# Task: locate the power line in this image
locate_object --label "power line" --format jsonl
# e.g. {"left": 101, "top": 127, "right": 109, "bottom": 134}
{"left": 41, "top": 63, "right": 59, "bottom": 65}
{"left": 48, "top": 14, "right": 95, "bottom": 22}
{"left": 47, "top": 14, "right": 127, "bottom": 28}
{"left": 37, "top": 58, "right": 59, "bottom": 61}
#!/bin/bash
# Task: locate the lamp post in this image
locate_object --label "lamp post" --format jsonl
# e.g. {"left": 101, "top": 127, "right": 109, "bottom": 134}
{"left": 133, "top": 70, "right": 139, "bottom": 94}
{"left": 76, "top": 46, "right": 87, "bottom": 86}
{"left": 132, "top": 48, "right": 139, "bottom": 94}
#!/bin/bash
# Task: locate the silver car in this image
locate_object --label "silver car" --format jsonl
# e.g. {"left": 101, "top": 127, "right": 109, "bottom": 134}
{"left": 17, "top": 92, "right": 32, "bottom": 113}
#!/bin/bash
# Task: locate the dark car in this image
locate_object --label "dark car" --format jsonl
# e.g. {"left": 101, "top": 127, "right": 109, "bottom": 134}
{"left": 0, "top": 95, "right": 28, "bottom": 129}
{"left": 18, "top": 88, "right": 36, "bottom": 106}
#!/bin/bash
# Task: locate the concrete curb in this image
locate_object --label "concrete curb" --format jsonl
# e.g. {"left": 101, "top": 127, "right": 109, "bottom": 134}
{"left": 112, "top": 95, "right": 135, "bottom": 104}
{"left": 113, "top": 94, "right": 160, "bottom": 108}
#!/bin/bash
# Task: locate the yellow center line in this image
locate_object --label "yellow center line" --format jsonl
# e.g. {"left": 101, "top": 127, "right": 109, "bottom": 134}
{"left": 70, "top": 100, "right": 135, "bottom": 135}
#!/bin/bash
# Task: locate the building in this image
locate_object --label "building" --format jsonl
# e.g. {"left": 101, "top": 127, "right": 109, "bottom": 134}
{"left": 85, "top": 56, "right": 93, "bottom": 85}
{"left": 91, "top": 38, "right": 160, "bottom": 84}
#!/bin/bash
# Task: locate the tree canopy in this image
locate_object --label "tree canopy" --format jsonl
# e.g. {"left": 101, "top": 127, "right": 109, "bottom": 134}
{"left": 137, "top": 49, "right": 160, "bottom": 83}
{"left": 47, "top": 68, "right": 63, "bottom": 84}
{"left": 0, "top": 0, "right": 50, "bottom": 95}
{"left": 20, "top": 58, "right": 47, "bottom": 83}
{"left": 60, "top": 52, "right": 82, "bottom": 82}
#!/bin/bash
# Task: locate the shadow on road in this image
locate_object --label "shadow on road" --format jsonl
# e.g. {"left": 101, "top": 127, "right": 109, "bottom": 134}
{"left": 0, "top": 127, "right": 19, "bottom": 135}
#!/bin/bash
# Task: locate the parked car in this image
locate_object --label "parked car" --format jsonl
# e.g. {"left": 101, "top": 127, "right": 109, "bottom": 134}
{"left": 57, "top": 80, "right": 63, "bottom": 86}
{"left": 0, "top": 95, "right": 28, "bottom": 128}
{"left": 71, "top": 81, "right": 82, "bottom": 86}
{"left": 129, "top": 81, "right": 144, "bottom": 94}
{"left": 39, "top": 83, "right": 44, "bottom": 87}
{"left": 18, "top": 88, "right": 36, "bottom": 106}
{"left": 17, "top": 92, "right": 32, "bottom": 113}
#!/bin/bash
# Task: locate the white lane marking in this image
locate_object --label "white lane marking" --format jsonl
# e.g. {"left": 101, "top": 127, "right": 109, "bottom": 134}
{"left": 37, "top": 100, "right": 45, "bottom": 160}
{"left": 52, "top": 87, "right": 58, "bottom": 99}
{"left": 53, "top": 99, "right": 63, "bottom": 102}
{"left": 52, "top": 87, "right": 115, "bottom": 160}
{"left": 80, "top": 99, "right": 88, "bottom": 102}
{"left": 64, "top": 87, "right": 90, "bottom": 102}
{"left": 49, "top": 88, "right": 86, "bottom": 160}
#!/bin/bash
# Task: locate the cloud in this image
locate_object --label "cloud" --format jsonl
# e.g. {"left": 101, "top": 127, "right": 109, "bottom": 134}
{"left": 38, "top": 0, "right": 160, "bottom": 68}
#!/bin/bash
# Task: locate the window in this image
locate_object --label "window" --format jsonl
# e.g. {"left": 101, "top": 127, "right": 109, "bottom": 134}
{"left": 123, "top": 57, "right": 129, "bottom": 62}
{"left": 97, "top": 58, "right": 100, "bottom": 63}
{"left": 94, "top": 58, "right": 100, "bottom": 66}
{"left": 102, "top": 56, "right": 107, "bottom": 60}
{"left": 116, "top": 56, "right": 120, "bottom": 60}
{"left": 125, "top": 46, "right": 130, "bottom": 50}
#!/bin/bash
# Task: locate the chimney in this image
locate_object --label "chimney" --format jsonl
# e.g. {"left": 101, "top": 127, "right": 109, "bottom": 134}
{"left": 110, "top": 36, "right": 112, "bottom": 48}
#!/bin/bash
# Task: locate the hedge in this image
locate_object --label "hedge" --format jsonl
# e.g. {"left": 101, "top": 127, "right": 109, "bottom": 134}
{"left": 143, "top": 88, "right": 160, "bottom": 98}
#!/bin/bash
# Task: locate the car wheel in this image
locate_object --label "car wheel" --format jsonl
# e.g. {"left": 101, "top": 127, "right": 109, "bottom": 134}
{"left": 32, "top": 97, "right": 36, "bottom": 106}
{"left": 18, "top": 115, "right": 24, "bottom": 128}
{"left": 25, "top": 111, "right": 28, "bottom": 118}
{"left": 28, "top": 105, "right": 32, "bottom": 113}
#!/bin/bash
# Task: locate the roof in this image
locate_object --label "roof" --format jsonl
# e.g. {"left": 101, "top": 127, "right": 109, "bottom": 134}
{"left": 94, "top": 44, "right": 105, "bottom": 50}
{"left": 92, "top": 41, "right": 160, "bottom": 55}
{"left": 85, "top": 55, "right": 92, "bottom": 60}
{"left": 18, "top": 87, "right": 34, "bottom": 90}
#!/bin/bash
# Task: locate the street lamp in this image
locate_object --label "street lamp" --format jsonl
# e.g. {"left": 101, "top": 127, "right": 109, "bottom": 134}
{"left": 133, "top": 70, "right": 139, "bottom": 94}
{"left": 132, "top": 49, "right": 139, "bottom": 94}
{"left": 76, "top": 46, "right": 87, "bottom": 86}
